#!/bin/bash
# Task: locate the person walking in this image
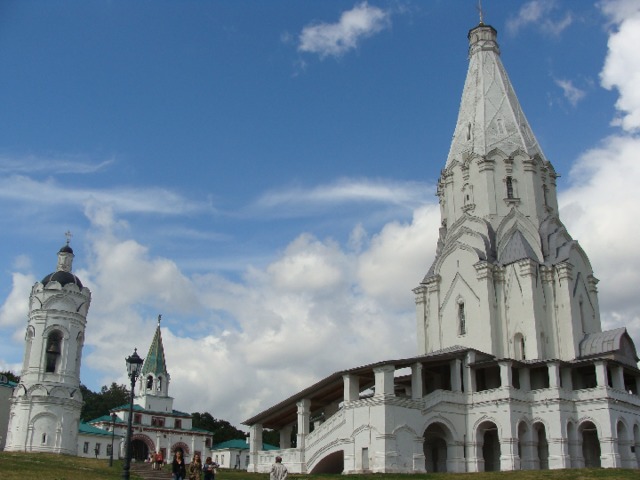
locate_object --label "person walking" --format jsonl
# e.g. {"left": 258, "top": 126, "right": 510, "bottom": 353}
{"left": 188, "top": 452, "right": 203, "bottom": 480}
{"left": 202, "top": 457, "right": 219, "bottom": 480}
{"left": 172, "top": 450, "right": 187, "bottom": 480}
{"left": 270, "top": 456, "right": 288, "bottom": 480}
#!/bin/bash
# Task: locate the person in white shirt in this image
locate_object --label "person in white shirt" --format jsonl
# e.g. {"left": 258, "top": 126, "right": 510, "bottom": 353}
{"left": 270, "top": 456, "right": 288, "bottom": 480}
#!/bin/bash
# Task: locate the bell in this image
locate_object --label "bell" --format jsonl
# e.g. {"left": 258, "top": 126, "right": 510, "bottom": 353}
{"left": 47, "top": 343, "right": 61, "bottom": 354}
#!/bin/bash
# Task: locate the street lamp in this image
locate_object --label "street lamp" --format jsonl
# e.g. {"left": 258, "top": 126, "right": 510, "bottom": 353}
{"left": 122, "top": 348, "right": 144, "bottom": 480}
{"left": 109, "top": 412, "right": 117, "bottom": 467}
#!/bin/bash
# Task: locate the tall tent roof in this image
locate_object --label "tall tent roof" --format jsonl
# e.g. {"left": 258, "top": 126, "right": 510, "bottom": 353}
{"left": 141, "top": 316, "right": 169, "bottom": 377}
{"left": 446, "top": 23, "right": 547, "bottom": 167}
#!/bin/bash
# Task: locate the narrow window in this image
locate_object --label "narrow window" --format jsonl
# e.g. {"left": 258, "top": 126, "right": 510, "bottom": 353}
{"left": 466, "top": 123, "right": 472, "bottom": 141}
{"left": 543, "top": 185, "right": 548, "bottom": 207}
{"left": 497, "top": 118, "right": 505, "bottom": 134}
{"left": 84, "top": 442, "right": 89, "bottom": 453}
{"left": 45, "top": 331, "right": 62, "bottom": 373}
{"left": 458, "top": 301, "right": 466, "bottom": 335}
{"left": 157, "top": 376, "right": 163, "bottom": 391}
{"left": 175, "top": 419, "right": 182, "bottom": 429}
{"left": 506, "top": 176, "right": 514, "bottom": 199}
{"left": 41, "top": 433, "right": 47, "bottom": 444}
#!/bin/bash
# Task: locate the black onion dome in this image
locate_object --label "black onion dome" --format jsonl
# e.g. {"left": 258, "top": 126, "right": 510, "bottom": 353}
{"left": 41, "top": 271, "right": 84, "bottom": 289}
{"left": 59, "top": 244, "right": 74, "bottom": 254}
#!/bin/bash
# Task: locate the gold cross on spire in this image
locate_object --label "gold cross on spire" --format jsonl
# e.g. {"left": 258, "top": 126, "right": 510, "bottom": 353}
{"left": 64, "top": 230, "right": 73, "bottom": 245}
{"left": 477, "top": 0, "right": 485, "bottom": 25}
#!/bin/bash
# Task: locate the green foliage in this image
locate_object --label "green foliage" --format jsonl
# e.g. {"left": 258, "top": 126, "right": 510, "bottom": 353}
{"left": 81, "top": 382, "right": 130, "bottom": 421}
{"left": 0, "top": 370, "right": 20, "bottom": 383}
{"left": 262, "top": 429, "right": 280, "bottom": 447}
{"left": 191, "top": 411, "right": 246, "bottom": 444}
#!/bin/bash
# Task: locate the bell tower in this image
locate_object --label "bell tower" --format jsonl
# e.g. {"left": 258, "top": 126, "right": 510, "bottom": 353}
{"left": 5, "top": 236, "right": 91, "bottom": 454}
{"left": 135, "top": 316, "right": 174, "bottom": 413}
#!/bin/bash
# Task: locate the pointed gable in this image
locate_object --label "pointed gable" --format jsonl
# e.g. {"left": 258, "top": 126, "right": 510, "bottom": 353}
{"left": 446, "top": 24, "right": 547, "bottom": 167}
{"left": 499, "top": 230, "right": 539, "bottom": 265}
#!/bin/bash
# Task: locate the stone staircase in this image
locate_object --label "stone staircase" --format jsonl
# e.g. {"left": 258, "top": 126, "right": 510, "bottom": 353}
{"left": 130, "top": 461, "right": 173, "bottom": 480}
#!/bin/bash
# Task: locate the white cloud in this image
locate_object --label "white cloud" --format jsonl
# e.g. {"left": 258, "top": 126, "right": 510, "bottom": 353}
{"left": 298, "top": 2, "right": 390, "bottom": 59}
{"left": 0, "top": 155, "right": 113, "bottom": 174}
{"left": 506, "top": 0, "right": 572, "bottom": 36}
{"left": 255, "top": 178, "right": 430, "bottom": 213}
{"left": 554, "top": 78, "right": 586, "bottom": 106}
{"left": 0, "top": 174, "right": 209, "bottom": 215}
{"left": 600, "top": 4, "right": 640, "bottom": 131}
{"left": 0, "top": 272, "right": 34, "bottom": 329}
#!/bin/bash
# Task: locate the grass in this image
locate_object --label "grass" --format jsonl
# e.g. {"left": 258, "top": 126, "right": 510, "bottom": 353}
{"left": 0, "top": 451, "right": 143, "bottom": 480}
{"left": 0, "top": 452, "right": 637, "bottom": 480}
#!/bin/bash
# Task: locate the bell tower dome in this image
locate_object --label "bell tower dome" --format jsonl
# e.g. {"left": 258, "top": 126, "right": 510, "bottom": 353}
{"left": 5, "top": 235, "right": 91, "bottom": 454}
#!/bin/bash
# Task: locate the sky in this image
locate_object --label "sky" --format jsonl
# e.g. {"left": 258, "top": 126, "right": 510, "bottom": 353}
{"left": 0, "top": 0, "right": 639, "bottom": 429}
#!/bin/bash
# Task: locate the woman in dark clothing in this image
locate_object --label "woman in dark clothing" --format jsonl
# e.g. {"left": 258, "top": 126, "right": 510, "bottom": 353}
{"left": 172, "top": 450, "right": 187, "bottom": 480}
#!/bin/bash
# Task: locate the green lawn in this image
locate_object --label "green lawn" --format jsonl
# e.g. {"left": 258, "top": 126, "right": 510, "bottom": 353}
{"left": 0, "top": 452, "right": 638, "bottom": 480}
{"left": 0, "top": 452, "right": 143, "bottom": 480}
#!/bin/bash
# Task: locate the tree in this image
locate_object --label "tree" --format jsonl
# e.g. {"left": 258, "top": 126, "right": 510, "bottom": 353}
{"left": 191, "top": 412, "right": 247, "bottom": 445}
{"left": 81, "top": 382, "right": 130, "bottom": 421}
{"left": 0, "top": 370, "right": 20, "bottom": 383}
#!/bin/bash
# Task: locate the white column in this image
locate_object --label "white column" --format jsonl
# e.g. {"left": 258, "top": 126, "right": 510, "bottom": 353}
{"left": 595, "top": 361, "right": 608, "bottom": 387}
{"left": 296, "top": 399, "right": 311, "bottom": 450}
{"left": 279, "top": 425, "right": 292, "bottom": 449}
{"left": 343, "top": 374, "right": 360, "bottom": 402}
{"left": 373, "top": 365, "right": 395, "bottom": 397}
{"left": 548, "top": 362, "right": 560, "bottom": 389}
{"left": 499, "top": 361, "right": 512, "bottom": 388}
{"left": 464, "top": 351, "right": 476, "bottom": 393}
{"left": 247, "top": 423, "right": 263, "bottom": 472}
{"left": 411, "top": 363, "right": 423, "bottom": 400}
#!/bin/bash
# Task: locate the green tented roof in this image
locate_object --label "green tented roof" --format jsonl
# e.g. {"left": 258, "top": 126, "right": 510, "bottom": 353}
{"left": 141, "top": 321, "right": 168, "bottom": 377}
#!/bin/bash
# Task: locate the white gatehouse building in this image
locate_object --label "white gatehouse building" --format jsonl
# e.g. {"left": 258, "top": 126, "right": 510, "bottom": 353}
{"left": 243, "top": 20, "right": 640, "bottom": 474}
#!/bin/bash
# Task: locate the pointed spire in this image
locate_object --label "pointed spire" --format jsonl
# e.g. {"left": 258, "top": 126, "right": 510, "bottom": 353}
{"left": 141, "top": 315, "right": 168, "bottom": 377}
{"left": 445, "top": 22, "right": 547, "bottom": 167}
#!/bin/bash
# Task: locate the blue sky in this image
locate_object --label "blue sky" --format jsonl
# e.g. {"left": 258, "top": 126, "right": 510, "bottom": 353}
{"left": 1, "top": 0, "right": 639, "bottom": 427}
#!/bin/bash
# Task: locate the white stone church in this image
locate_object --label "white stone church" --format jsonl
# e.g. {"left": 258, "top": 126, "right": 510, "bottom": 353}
{"left": 243, "top": 21, "right": 640, "bottom": 474}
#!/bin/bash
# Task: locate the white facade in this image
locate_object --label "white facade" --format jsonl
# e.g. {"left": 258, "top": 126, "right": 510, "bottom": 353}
{"left": 5, "top": 243, "right": 91, "bottom": 455}
{"left": 244, "top": 22, "right": 640, "bottom": 474}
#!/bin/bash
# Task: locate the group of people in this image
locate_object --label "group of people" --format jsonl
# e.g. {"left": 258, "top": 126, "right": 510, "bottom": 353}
{"left": 149, "top": 450, "right": 164, "bottom": 470}
{"left": 156, "top": 449, "right": 286, "bottom": 480}
{"left": 170, "top": 451, "right": 219, "bottom": 480}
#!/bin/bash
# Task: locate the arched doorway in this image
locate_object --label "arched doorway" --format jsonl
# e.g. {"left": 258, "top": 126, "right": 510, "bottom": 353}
{"left": 131, "top": 439, "right": 149, "bottom": 461}
{"left": 424, "top": 424, "right": 448, "bottom": 472}
{"left": 476, "top": 421, "right": 500, "bottom": 472}
{"left": 579, "top": 421, "right": 601, "bottom": 468}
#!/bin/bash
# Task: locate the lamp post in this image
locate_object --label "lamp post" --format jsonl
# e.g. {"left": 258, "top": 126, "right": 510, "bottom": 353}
{"left": 109, "top": 412, "right": 117, "bottom": 467}
{"left": 122, "top": 348, "right": 144, "bottom": 480}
